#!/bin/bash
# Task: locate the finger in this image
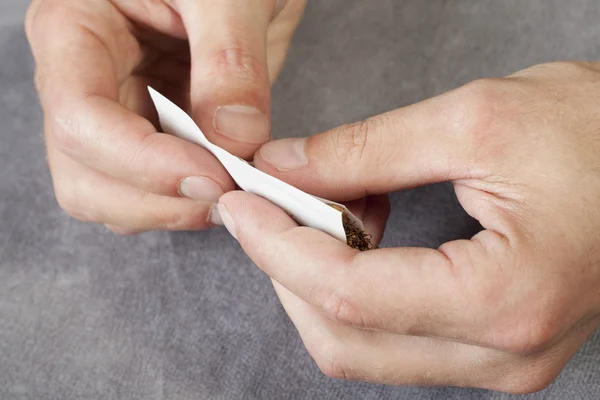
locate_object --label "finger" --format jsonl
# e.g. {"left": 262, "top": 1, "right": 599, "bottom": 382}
{"left": 177, "top": 0, "right": 275, "bottom": 159}
{"left": 47, "top": 96, "right": 235, "bottom": 201}
{"left": 254, "top": 80, "right": 498, "bottom": 201}
{"left": 28, "top": 1, "right": 235, "bottom": 201}
{"left": 266, "top": 0, "right": 307, "bottom": 82}
{"left": 272, "top": 279, "right": 496, "bottom": 389}
{"left": 48, "top": 145, "right": 220, "bottom": 232}
{"left": 220, "top": 191, "right": 557, "bottom": 354}
{"left": 110, "top": 0, "right": 187, "bottom": 39}
{"left": 274, "top": 280, "right": 594, "bottom": 393}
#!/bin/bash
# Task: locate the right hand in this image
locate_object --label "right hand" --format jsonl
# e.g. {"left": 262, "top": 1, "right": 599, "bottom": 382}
{"left": 233, "top": 63, "right": 600, "bottom": 393}
{"left": 25, "top": 0, "right": 305, "bottom": 234}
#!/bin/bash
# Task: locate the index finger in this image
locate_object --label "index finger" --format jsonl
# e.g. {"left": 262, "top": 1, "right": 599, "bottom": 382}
{"left": 219, "top": 191, "right": 533, "bottom": 353}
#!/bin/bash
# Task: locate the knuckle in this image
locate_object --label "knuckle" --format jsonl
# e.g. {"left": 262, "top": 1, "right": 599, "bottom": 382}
{"left": 507, "top": 378, "right": 555, "bottom": 395}
{"left": 166, "top": 216, "right": 210, "bottom": 231}
{"left": 320, "top": 290, "right": 352, "bottom": 324}
{"left": 313, "top": 255, "right": 382, "bottom": 330}
{"left": 348, "top": 120, "right": 370, "bottom": 159}
{"left": 316, "top": 357, "right": 352, "bottom": 380}
{"left": 310, "top": 341, "right": 352, "bottom": 380}
{"left": 501, "top": 311, "right": 560, "bottom": 355}
{"left": 54, "top": 183, "right": 86, "bottom": 221}
{"left": 327, "top": 117, "right": 380, "bottom": 167}
{"left": 164, "top": 203, "right": 213, "bottom": 231}
{"left": 46, "top": 114, "right": 81, "bottom": 156}
{"left": 25, "top": 0, "right": 63, "bottom": 43}
{"left": 499, "top": 367, "right": 559, "bottom": 394}
{"left": 452, "top": 78, "right": 502, "bottom": 139}
{"left": 116, "top": 120, "right": 157, "bottom": 187}
{"left": 206, "top": 47, "right": 268, "bottom": 84}
{"left": 318, "top": 288, "right": 367, "bottom": 328}
{"left": 461, "top": 250, "right": 562, "bottom": 354}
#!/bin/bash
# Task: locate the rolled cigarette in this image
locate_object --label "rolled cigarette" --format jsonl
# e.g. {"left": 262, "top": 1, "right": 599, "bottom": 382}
{"left": 149, "top": 87, "right": 372, "bottom": 250}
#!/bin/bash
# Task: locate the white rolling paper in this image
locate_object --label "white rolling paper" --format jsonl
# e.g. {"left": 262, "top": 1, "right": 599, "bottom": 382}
{"left": 148, "top": 87, "right": 364, "bottom": 243}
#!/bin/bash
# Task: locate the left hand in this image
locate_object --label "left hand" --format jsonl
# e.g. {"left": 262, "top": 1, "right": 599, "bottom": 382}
{"left": 25, "top": 0, "right": 305, "bottom": 234}
{"left": 216, "top": 61, "right": 600, "bottom": 394}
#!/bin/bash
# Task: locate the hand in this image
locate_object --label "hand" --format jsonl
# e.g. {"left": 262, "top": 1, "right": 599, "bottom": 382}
{"left": 217, "top": 61, "right": 600, "bottom": 393}
{"left": 25, "top": 0, "right": 305, "bottom": 233}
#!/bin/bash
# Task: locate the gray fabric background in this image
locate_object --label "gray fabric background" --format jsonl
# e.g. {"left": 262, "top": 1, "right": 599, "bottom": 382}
{"left": 1, "top": 0, "right": 599, "bottom": 399}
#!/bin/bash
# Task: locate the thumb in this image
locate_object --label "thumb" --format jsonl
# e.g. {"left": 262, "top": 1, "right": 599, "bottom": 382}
{"left": 254, "top": 82, "right": 484, "bottom": 200}
{"left": 176, "top": 0, "right": 277, "bottom": 159}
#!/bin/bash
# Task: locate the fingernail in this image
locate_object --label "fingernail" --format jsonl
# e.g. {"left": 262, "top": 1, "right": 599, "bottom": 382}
{"left": 259, "top": 138, "right": 308, "bottom": 171}
{"left": 217, "top": 203, "right": 237, "bottom": 240}
{"left": 208, "top": 204, "right": 223, "bottom": 226}
{"left": 179, "top": 176, "right": 224, "bottom": 202}
{"left": 214, "top": 105, "right": 270, "bottom": 144}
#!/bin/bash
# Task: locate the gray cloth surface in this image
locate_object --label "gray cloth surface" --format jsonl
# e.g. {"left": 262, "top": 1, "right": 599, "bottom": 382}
{"left": 1, "top": 0, "right": 599, "bottom": 398}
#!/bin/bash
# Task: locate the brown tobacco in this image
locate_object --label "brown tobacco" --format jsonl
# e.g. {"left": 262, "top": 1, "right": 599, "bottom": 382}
{"left": 329, "top": 204, "right": 374, "bottom": 251}
{"left": 343, "top": 214, "right": 374, "bottom": 251}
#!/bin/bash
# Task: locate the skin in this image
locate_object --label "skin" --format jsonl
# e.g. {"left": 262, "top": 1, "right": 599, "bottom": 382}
{"left": 25, "top": 0, "right": 306, "bottom": 233}
{"left": 26, "top": 1, "right": 600, "bottom": 395}
{"left": 219, "top": 62, "right": 600, "bottom": 393}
